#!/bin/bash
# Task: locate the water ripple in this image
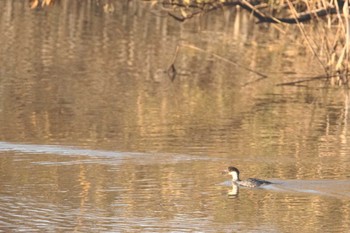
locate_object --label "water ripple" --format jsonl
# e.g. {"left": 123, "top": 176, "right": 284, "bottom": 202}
{"left": 0, "top": 141, "right": 217, "bottom": 166}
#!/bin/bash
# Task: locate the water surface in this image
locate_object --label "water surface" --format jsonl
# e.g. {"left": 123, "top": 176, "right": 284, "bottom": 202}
{"left": 1, "top": 0, "right": 350, "bottom": 232}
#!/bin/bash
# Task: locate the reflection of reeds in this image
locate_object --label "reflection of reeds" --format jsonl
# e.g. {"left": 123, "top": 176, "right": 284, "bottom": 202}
{"left": 157, "top": 0, "right": 350, "bottom": 85}
{"left": 28, "top": 0, "right": 350, "bottom": 84}
{"left": 29, "top": 0, "right": 55, "bottom": 9}
{"left": 29, "top": 0, "right": 116, "bottom": 13}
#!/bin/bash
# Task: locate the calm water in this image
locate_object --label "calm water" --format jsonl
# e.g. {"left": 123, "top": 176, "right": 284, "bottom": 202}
{"left": 1, "top": 0, "right": 350, "bottom": 232}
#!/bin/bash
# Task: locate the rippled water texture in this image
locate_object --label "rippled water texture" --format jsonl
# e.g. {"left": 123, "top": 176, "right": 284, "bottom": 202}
{"left": 1, "top": 0, "right": 350, "bottom": 232}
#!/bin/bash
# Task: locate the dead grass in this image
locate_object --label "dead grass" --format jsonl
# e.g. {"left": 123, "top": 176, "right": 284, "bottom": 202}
{"left": 283, "top": 0, "right": 350, "bottom": 85}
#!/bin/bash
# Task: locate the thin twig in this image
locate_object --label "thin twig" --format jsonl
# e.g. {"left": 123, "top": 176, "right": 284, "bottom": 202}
{"left": 276, "top": 73, "right": 350, "bottom": 86}
{"left": 180, "top": 43, "right": 267, "bottom": 78}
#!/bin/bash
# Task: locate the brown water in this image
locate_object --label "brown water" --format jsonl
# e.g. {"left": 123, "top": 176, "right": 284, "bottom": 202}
{"left": 1, "top": 0, "right": 350, "bottom": 232}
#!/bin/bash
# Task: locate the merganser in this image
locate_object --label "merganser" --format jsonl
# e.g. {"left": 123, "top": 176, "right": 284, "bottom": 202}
{"left": 226, "top": 166, "right": 272, "bottom": 188}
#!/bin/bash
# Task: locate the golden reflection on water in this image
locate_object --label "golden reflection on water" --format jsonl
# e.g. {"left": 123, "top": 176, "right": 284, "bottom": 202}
{"left": 1, "top": 0, "right": 350, "bottom": 232}
{"left": 1, "top": 148, "right": 350, "bottom": 232}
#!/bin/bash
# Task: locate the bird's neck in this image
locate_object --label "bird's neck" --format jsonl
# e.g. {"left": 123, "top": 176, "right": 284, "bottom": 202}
{"left": 231, "top": 172, "right": 240, "bottom": 181}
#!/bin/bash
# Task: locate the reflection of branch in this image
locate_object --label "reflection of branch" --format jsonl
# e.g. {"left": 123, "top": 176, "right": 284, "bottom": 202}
{"left": 275, "top": 73, "right": 350, "bottom": 86}
{"left": 166, "top": 2, "right": 219, "bottom": 22}
{"left": 242, "top": 76, "right": 268, "bottom": 87}
{"left": 163, "top": 0, "right": 344, "bottom": 24}
{"left": 168, "top": 10, "right": 202, "bottom": 22}
{"left": 168, "top": 43, "right": 267, "bottom": 81}
{"left": 238, "top": 0, "right": 342, "bottom": 24}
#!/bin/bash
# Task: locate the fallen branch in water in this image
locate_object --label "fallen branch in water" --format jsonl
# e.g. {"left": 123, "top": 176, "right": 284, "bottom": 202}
{"left": 160, "top": 0, "right": 347, "bottom": 24}
{"left": 276, "top": 73, "right": 350, "bottom": 86}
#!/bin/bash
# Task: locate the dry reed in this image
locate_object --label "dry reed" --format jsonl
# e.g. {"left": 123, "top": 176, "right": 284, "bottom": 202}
{"left": 159, "top": 0, "right": 350, "bottom": 85}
